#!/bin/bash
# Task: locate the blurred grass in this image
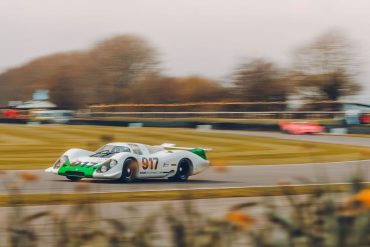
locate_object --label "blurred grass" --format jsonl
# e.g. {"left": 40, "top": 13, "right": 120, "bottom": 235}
{"left": 1, "top": 183, "right": 368, "bottom": 207}
{"left": 0, "top": 125, "right": 369, "bottom": 170}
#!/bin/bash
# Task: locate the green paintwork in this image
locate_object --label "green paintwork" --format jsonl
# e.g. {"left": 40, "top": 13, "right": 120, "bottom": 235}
{"left": 190, "top": 148, "right": 207, "bottom": 160}
{"left": 58, "top": 162, "right": 98, "bottom": 178}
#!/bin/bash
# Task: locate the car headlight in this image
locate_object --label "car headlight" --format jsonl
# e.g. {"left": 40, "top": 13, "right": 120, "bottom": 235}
{"left": 97, "top": 159, "right": 118, "bottom": 173}
{"left": 53, "top": 155, "right": 69, "bottom": 169}
{"left": 110, "top": 159, "right": 118, "bottom": 168}
{"left": 100, "top": 165, "right": 108, "bottom": 173}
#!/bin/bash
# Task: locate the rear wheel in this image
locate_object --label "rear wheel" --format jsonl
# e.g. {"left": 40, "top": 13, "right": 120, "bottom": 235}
{"left": 119, "top": 158, "right": 138, "bottom": 183}
{"left": 66, "top": 176, "right": 82, "bottom": 182}
{"left": 168, "top": 159, "right": 191, "bottom": 182}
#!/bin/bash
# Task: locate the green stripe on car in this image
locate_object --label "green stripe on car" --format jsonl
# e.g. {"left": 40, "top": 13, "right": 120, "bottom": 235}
{"left": 58, "top": 162, "right": 98, "bottom": 177}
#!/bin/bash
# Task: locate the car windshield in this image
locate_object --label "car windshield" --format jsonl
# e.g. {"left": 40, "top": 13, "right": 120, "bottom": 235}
{"left": 91, "top": 145, "right": 131, "bottom": 158}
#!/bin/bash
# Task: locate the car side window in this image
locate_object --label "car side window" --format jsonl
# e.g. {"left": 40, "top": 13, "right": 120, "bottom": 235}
{"left": 128, "top": 144, "right": 143, "bottom": 155}
{"left": 112, "top": 146, "right": 131, "bottom": 153}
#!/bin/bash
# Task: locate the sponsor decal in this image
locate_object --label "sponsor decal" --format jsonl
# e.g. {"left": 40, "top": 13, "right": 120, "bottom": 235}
{"left": 140, "top": 171, "right": 157, "bottom": 175}
{"left": 171, "top": 164, "right": 176, "bottom": 167}
{"left": 163, "top": 163, "right": 169, "bottom": 167}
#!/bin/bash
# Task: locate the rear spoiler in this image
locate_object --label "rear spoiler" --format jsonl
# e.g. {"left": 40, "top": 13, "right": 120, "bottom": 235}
{"left": 161, "top": 143, "right": 212, "bottom": 151}
{"left": 161, "top": 143, "right": 211, "bottom": 160}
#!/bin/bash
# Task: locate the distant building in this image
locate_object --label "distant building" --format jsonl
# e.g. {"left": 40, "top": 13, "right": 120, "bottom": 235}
{"left": 341, "top": 100, "right": 370, "bottom": 125}
{"left": 15, "top": 100, "right": 56, "bottom": 109}
{"left": 342, "top": 102, "right": 370, "bottom": 112}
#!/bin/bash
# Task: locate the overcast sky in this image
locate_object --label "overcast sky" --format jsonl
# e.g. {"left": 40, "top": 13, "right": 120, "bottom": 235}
{"left": 1, "top": 0, "right": 369, "bottom": 98}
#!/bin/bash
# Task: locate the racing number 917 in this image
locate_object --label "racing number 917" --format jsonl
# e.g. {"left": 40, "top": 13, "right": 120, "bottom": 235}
{"left": 142, "top": 157, "right": 159, "bottom": 170}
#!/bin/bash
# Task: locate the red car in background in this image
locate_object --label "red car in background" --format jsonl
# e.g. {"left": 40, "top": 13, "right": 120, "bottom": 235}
{"left": 360, "top": 114, "right": 370, "bottom": 124}
{"left": 279, "top": 122, "right": 325, "bottom": 135}
{"left": 2, "top": 109, "right": 20, "bottom": 119}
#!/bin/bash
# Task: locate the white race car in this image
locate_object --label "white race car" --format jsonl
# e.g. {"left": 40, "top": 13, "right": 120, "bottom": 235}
{"left": 45, "top": 142, "right": 210, "bottom": 182}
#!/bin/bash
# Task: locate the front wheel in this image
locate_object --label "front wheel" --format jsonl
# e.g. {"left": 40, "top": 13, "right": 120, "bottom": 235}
{"left": 168, "top": 159, "right": 191, "bottom": 182}
{"left": 119, "top": 158, "right": 138, "bottom": 183}
{"left": 66, "top": 176, "right": 82, "bottom": 182}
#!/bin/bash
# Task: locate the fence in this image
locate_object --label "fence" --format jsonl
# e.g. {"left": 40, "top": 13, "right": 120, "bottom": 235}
{"left": 79, "top": 111, "right": 346, "bottom": 120}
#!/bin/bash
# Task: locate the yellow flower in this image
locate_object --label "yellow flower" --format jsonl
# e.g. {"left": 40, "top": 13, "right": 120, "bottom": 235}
{"left": 75, "top": 182, "right": 90, "bottom": 192}
{"left": 352, "top": 189, "right": 370, "bottom": 208}
{"left": 226, "top": 211, "right": 255, "bottom": 229}
{"left": 211, "top": 159, "right": 229, "bottom": 173}
{"left": 17, "top": 171, "right": 39, "bottom": 182}
{"left": 6, "top": 182, "right": 20, "bottom": 191}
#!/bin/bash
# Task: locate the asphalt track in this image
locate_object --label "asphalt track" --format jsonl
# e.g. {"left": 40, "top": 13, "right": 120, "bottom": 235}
{"left": 1, "top": 159, "right": 369, "bottom": 194}
{"left": 1, "top": 131, "right": 369, "bottom": 194}
{"left": 213, "top": 130, "right": 370, "bottom": 147}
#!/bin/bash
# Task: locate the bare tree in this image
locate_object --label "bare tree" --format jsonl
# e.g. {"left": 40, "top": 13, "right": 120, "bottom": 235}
{"left": 0, "top": 35, "right": 159, "bottom": 108}
{"left": 293, "top": 31, "right": 361, "bottom": 107}
{"left": 233, "top": 58, "right": 291, "bottom": 110}
{"left": 124, "top": 74, "right": 228, "bottom": 105}
{"left": 89, "top": 35, "right": 158, "bottom": 104}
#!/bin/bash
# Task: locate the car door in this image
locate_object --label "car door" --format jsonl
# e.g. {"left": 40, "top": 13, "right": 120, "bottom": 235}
{"left": 129, "top": 144, "right": 162, "bottom": 178}
{"left": 140, "top": 155, "right": 162, "bottom": 178}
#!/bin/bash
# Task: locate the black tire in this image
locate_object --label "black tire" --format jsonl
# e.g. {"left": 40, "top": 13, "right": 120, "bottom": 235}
{"left": 119, "top": 158, "right": 138, "bottom": 183}
{"left": 168, "top": 159, "right": 191, "bottom": 182}
{"left": 66, "top": 176, "right": 82, "bottom": 182}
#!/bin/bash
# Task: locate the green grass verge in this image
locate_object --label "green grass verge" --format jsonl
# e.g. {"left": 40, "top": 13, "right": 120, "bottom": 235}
{"left": 1, "top": 183, "right": 369, "bottom": 207}
{"left": 0, "top": 125, "right": 369, "bottom": 170}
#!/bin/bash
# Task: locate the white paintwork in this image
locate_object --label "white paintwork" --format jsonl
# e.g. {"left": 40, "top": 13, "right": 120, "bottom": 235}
{"left": 161, "top": 143, "right": 212, "bottom": 151}
{"left": 45, "top": 142, "right": 209, "bottom": 180}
